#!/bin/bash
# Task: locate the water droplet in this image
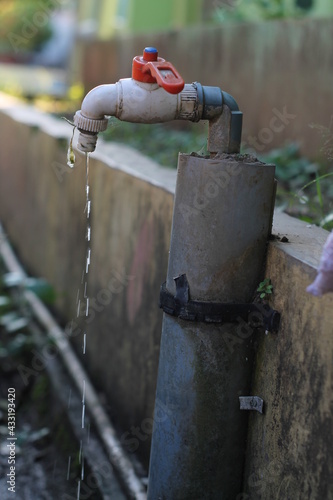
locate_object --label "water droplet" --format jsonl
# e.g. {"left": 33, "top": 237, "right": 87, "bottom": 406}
{"left": 77, "top": 299, "right": 81, "bottom": 318}
{"left": 81, "top": 458, "right": 85, "bottom": 480}
{"left": 82, "top": 404, "right": 85, "bottom": 429}
{"left": 85, "top": 298, "right": 89, "bottom": 316}
{"left": 68, "top": 389, "right": 72, "bottom": 409}
{"left": 86, "top": 249, "right": 91, "bottom": 273}
{"left": 83, "top": 333, "right": 86, "bottom": 354}
{"left": 67, "top": 150, "right": 75, "bottom": 168}
{"left": 77, "top": 480, "right": 81, "bottom": 500}
{"left": 82, "top": 379, "right": 85, "bottom": 405}
{"left": 67, "top": 455, "right": 71, "bottom": 480}
{"left": 67, "top": 320, "right": 74, "bottom": 336}
{"left": 67, "top": 126, "right": 76, "bottom": 168}
{"left": 52, "top": 460, "right": 57, "bottom": 479}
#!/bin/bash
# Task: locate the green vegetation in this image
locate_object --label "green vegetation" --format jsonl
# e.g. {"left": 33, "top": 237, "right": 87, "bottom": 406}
{"left": 101, "top": 119, "right": 208, "bottom": 168}
{"left": 0, "top": 0, "right": 52, "bottom": 56}
{"left": 0, "top": 266, "right": 32, "bottom": 360}
{"left": 261, "top": 143, "right": 333, "bottom": 230}
{"left": 211, "top": 0, "right": 331, "bottom": 23}
{"left": 257, "top": 278, "right": 273, "bottom": 300}
{"left": 101, "top": 119, "right": 333, "bottom": 230}
{"left": 0, "top": 262, "right": 56, "bottom": 360}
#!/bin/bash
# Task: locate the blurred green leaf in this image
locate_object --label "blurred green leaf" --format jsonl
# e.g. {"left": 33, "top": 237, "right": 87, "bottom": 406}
{"left": 5, "top": 317, "right": 29, "bottom": 334}
{"left": 24, "top": 278, "right": 56, "bottom": 305}
{"left": 2, "top": 274, "right": 56, "bottom": 304}
{"left": 3, "top": 334, "right": 32, "bottom": 356}
{"left": 0, "top": 1, "right": 52, "bottom": 54}
{"left": 3, "top": 272, "right": 24, "bottom": 288}
{"left": 0, "top": 296, "right": 11, "bottom": 310}
{"left": 212, "top": 0, "right": 312, "bottom": 23}
{"left": 260, "top": 143, "right": 333, "bottom": 228}
{"left": 0, "top": 311, "right": 19, "bottom": 326}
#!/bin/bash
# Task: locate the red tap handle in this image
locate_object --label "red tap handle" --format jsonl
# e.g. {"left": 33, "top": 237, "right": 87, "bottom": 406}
{"left": 142, "top": 61, "right": 185, "bottom": 95}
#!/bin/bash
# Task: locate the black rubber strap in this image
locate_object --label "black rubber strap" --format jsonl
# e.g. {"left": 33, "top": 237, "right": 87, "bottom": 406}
{"left": 159, "top": 274, "right": 280, "bottom": 332}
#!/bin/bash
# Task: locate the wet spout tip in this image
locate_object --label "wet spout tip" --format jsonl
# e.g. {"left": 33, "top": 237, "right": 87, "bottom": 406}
{"left": 77, "top": 131, "right": 98, "bottom": 153}
{"left": 73, "top": 110, "right": 108, "bottom": 152}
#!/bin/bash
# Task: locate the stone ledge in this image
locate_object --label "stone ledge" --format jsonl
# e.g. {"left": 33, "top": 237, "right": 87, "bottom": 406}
{"left": 271, "top": 211, "right": 329, "bottom": 270}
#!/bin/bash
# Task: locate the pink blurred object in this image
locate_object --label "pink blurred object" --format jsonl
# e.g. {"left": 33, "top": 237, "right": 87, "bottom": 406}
{"left": 307, "top": 231, "right": 333, "bottom": 297}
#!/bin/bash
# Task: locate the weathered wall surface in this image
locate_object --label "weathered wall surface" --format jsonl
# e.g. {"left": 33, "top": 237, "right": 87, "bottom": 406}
{"left": 0, "top": 97, "right": 332, "bottom": 492}
{"left": 76, "top": 18, "right": 333, "bottom": 160}
{"left": 243, "top": 215, "right": 333, "bottom": 499}
{"left": 0, "top": 94, "right": 175, "bottom": 467}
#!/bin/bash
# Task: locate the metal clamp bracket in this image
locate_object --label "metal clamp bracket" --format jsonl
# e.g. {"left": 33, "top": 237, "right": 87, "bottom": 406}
{"left": 239, "top": 396, "right": 264, "bottom": 414}
{"left": 159, "top": 274, "right": 280, "bottom": 332}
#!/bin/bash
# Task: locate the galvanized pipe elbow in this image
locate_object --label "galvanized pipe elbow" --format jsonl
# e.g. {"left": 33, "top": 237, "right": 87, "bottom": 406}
{"left": 194, "top": 83, "right": 243, "bottom": 154}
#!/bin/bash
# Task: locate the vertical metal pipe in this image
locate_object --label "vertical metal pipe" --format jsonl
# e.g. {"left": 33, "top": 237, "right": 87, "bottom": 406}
{"left": 148, "top": 154, "right": 276, "bottom": 499}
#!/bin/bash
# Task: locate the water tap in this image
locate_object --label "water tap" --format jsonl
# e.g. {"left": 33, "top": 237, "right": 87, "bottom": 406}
{"left": 73, "top": 47, "right": 243, "bottom": 155}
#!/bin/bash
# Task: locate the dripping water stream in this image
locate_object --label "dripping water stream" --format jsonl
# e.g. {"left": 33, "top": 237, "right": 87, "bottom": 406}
{"left": 77, "top": 152, "right": 91, "bottom": 495}
{"left": 62, "top": 129, "right": 143, "bottom": 499}
{"left": 0, "top": 124, "right": 143, "bottom": 498}
{"left": 66, "top": 135, "right": 92, "bottom": 496}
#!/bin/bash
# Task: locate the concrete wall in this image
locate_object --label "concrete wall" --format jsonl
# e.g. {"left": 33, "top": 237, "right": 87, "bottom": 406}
{"left": 0, "top": 96, "right": 332, "bottom": 494}
{"left": 243, "top": 215, "right": 333, "bottom": 499}
{"left": 75, "top": 18, "right": 333, "bottom": 161}
{"left": 0, "top": 93, "right": 175, "bottom": 467}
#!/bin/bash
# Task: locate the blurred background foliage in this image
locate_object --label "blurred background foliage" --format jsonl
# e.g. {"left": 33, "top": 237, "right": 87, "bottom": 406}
{"left": 0, "top": 0, "right": 332, "bottom": 230}
{"left": 102, "top": 121, "right": 333, "bottom": 230}
{"left": 0, "top": 0, "right": 52, "bottom": 55}
{"left": 210, "top": 0, "right": 333, "bottom": 23}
